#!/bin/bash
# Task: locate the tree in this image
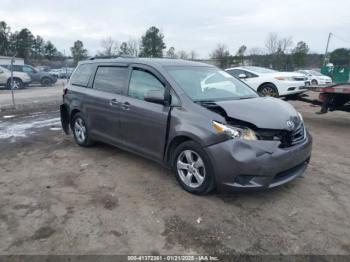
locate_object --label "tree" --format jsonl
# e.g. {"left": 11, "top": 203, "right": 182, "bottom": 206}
{"left": 292, "top": 41, "right": 309, "bottom": 68}
{"left": 210, "top": 44, "right": 231, "bottom": 68}
{"left": 14, "top": 28, "right": 34, "bottom": 60}
{"left": 0, "top": 21, "right": 11, "bottom": 55}
{"left": 139, "top": 26, "right": 166, "bottom": 58}
{"left": 177, "top": 50, "right": 189, "bottom": 59}
{"left": 126, "top": 38, "right": 139, "bottom": 57}
{"left": 32, "top": 35, "right": 45, "bottom": 59}
{"left": 236, "top": 45, "right": 247, "bottom": 64}
{"left": 44, "top": 41, "right": 58, "bottom": 60}
{"left": 166, "top": 47, "right": 177, "bottom": 58}
{"left": 119, "top": 42, "right": 130, "bottom": 55}
{"left": 265, "top": 33, "right": 279, "bottom": 55}
{"left": 265, "top": 33, "right": 293, "bottom": 70}
{"left": 98, "top": 37, "right": 119, "bottom": 57}
{"left": 189, "top": 50, "right": 198, "bottom": 60}
{"left": 71, "top": 40, "right": 88, "bottom": 65}
{"left": 330, "top": 48, "right": 350, "bottom": 66}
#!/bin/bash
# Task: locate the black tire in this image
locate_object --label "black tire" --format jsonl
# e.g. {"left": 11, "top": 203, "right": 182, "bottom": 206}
{"left": 172, "top": 141, "right": 215, "bottom": 195}
{"left": 258, "top": 83, "right": 279, "bottom": 97}
{"left": 7, "top": 78, "right": 23, "bottom": 89}
{"left": 71, "top": 113, "right": 94, "bottom": 147}
{"left": 41, "top": 77, "right": 53, "bottom": 86}
{"left": 311, "top": 79, "right": 318, "bottom": 85}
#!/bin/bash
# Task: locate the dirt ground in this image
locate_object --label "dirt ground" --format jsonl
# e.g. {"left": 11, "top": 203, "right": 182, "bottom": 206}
{"left": 0, "top": 95, "right": 349, "bottom": 256}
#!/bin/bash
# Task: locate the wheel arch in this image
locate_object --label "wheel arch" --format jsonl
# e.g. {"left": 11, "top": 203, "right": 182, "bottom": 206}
{"left": 257, "top": 82, "right": 277, "bottom": 92}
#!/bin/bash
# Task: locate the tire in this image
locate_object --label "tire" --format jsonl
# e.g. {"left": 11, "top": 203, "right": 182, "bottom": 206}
{"left": 7, "top": 78, "right": 23, "bottom": 89}
{"left": 258, "top": 84, "right": 279, "bottom": 97}
{"left": 41, "top": 77, "right": 53, "bottom": 86}
{"left": 311, "top": 79, "right": 318, "bottom": 85}
{"left": 71, "top": 113, "right": 94, "bottom": 147}
{"left": 172, "top": 141, "right": 215, "bottom": 195}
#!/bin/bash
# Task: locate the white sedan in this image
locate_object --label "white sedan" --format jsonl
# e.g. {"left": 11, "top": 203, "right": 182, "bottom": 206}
{"left": 225, "top": 66, "right": 308, "bottom": 97}
{"left": 297, "top": 69, "right": 332, "bottom": 85}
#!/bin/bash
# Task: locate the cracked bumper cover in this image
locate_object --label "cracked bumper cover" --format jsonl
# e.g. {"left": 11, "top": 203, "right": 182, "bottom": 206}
{"left": 205, "top": 130, "right": 312, "bottom": 191}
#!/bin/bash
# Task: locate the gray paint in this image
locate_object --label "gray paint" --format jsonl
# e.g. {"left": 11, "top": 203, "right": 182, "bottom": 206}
{"left": 61, "top": 57, "right": 312, "bottom": 191}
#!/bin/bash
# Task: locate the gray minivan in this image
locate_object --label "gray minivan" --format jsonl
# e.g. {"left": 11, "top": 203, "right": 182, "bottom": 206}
{"left": 60, "top": 58, "right": 312, "bottom": 195}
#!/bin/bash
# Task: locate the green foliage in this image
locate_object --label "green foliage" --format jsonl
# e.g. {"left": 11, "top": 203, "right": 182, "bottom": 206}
{"left": 70, "top": 40, "right": 88, "bottom": 65}
{"left": 330, "top": 48, "right": 350, "bottom": 66}
{"left": 139, "top": 26, "right": 166, "bottom": 58}
{"left": 0, "top": 20, "right": 62, "bottom": 63}
{"left": 292, "top": 41, "right": 309, "bottom": 68}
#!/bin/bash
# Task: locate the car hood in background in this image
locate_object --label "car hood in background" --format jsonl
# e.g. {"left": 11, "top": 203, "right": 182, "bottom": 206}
{"left": 215, "top": 97, "right": 300, "bottom": 130}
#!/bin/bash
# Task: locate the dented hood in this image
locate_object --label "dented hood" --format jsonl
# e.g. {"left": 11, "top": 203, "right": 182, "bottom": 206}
{"left": 215, "top": 97, "right": 299, "bottom": 130}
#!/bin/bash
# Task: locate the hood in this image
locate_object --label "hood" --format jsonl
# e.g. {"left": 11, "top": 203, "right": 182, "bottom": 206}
{"left": 215, "top": 97, "right": 300, "bottom": 130}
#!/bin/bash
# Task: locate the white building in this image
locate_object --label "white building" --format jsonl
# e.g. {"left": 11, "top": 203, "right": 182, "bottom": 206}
{"left": 0, "top": 56, "right": 25, "bottom": 66}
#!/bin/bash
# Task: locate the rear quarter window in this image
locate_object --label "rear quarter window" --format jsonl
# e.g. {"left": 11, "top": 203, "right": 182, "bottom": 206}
{"left": 70, "top": 64, "right": 94, "bottom": 87}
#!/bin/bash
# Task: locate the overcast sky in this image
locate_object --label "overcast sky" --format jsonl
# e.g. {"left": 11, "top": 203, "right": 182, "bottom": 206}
{"left": 1, "top": 0, "right": 350, "bottom": 58}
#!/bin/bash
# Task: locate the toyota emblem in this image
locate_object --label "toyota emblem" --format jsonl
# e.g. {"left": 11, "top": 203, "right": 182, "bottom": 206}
{"left": 286, "top": 120, "right": 295, "bottom": 130}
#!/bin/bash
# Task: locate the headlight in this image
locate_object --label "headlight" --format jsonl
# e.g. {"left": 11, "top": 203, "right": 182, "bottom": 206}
{"left": 298, "top": 112, "right": 303, "bottom": 122}
{"left": 212, "top": 121, "right": 257, "bottom": 140}
{"left": 275, "top": 76, "right": 294, "bottom": 81}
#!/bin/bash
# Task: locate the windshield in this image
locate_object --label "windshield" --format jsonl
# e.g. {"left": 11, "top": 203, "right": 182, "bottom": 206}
{"left": 244, "top": 66, "right": 277, "bottom": 74}
{"left": 309, "top": 70, "right": 323, "bottom": 76}
{"left": 166, "top": 66, "right": 258, "bottom": 102}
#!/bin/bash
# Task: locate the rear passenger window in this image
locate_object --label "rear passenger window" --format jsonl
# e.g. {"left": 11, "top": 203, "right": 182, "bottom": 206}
{"left": 70, "top": 64, "right": 94, "bottom": 87}
{"left": 93, "top": 66, "right": 128, "bottom": 94}
{"left": 128, "top": 69, "right": 164, "bottom": 101}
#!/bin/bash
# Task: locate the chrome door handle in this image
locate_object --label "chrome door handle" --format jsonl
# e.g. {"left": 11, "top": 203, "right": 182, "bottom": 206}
{"left": 109, "top": 98, "right": 120, "bottom": 106}
{"left": 121, "top": 101, "right": 131, "bottom": 110}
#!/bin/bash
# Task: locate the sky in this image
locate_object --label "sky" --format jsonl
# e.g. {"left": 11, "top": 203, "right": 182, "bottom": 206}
{"left": 1, "top": 0, "right": 350, "bottom": 58}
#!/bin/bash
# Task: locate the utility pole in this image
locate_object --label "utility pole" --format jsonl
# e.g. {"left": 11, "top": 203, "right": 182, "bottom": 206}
{"left": 324, "top": 32, "right": 332, "bottom": 65}
{"left": 10, "top": 54, "right": 16, "bottom": 109}
{"left": 63, "top": 49, "right": 68, "bottom": 84}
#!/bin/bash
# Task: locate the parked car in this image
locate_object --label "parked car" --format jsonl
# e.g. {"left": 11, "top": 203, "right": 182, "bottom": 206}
{"left": 60, "top": 58, "right": 312, "bottom": 195}
{"left": 2, "top": 64, "right": 57, "bottom": 86}
{"left": 0, "top": 65, "right": 31, "bottom": 89}
{"left": 297, "top": 69, "right": 332, "bottom": 85}
{"left": 58, "top": 68, "right": 75, "bottom": 79}
{"left": 225, "top": 66, "right": 308, "bottom": 97}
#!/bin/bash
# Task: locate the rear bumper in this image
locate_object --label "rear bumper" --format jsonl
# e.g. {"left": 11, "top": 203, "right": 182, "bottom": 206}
{"left": 205, "top": 130, "right": 312, "bottom": 192}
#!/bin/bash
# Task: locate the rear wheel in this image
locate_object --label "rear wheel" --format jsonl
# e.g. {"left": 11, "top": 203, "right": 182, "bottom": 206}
{"left": 72, "top": 113, "right": 94, "bottom": 147}
{"left": 173, "top": 141, "right": 215, "bottom": 195}
{"left": 258, "top": 84, "right": 279, "bottom": 97}
{"left": 7, "top": 78, "right": 23, "bottom": 89}
{"left": 41, "top": 77, "right": 53, "bottom": 86}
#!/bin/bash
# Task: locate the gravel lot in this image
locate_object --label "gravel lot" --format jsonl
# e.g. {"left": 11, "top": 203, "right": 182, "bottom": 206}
{"left": 0, "top": 92, "right": 349, "bottom": 256}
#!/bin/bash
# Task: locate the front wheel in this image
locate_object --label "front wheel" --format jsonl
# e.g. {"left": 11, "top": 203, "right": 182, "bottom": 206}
{"left": 41, "top": 77, "right": 53, "bottom": 86}
{"left": 7, "top": 78, "right": 23, "bottom": 89}
{"left": 173, "top": 141, "right": 215, "bottom": 195}
{"left": 258, "top": 84, "right": 279, "bottom": 97}
{"left": 72, "top": 113, "right": 94, "bottom": 147}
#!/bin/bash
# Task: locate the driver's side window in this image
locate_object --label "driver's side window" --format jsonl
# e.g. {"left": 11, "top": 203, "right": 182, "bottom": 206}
{"left": 128, "top": 69, "right": 165, "bottom": 101}
{"left": 23, "top": 66, "right": 34, "bottom": 73}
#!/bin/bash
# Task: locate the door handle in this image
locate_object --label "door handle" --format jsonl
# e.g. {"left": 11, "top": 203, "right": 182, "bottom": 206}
{"left": 121, "top": 101, "right": 131, "bottom": 110}
{"left": 109, "top": 98, "right": 120, "bottom": 106}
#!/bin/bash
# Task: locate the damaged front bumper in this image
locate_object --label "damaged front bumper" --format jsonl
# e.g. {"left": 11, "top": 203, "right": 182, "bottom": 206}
{"left": 205, "top": 130, "right": 312, "bottom": 192}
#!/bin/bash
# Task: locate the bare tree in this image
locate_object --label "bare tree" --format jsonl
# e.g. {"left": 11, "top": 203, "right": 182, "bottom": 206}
{"left": 265, "top": 33, "right": 279, "bottom": 54}
{"left": 98, "top": 37, "right": 119, "bottom": 57}
{"left": 277, "top": 37, "right": 293, "bottom": 54}
{"left": 177, "top": 50, "right": 189, "bottom": 59}
{"left": 210, "top": 44, "right": 231, "bottom": 68}
{"left": 127, "top": 38, "right": 139, "bottom": 57}
{"left": 189, "top": 50, "right": 198, "bottom": 60}
{"left": 166, "top": 46, "right": 177, "bottom": 58}
{"left": 248, "top": 47, "right": 264, "bottom": 56}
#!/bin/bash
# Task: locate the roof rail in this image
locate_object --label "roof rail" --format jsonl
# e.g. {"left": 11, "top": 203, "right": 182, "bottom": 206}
{"left": 88, "top": 55, "right": 136, "bottom": 60}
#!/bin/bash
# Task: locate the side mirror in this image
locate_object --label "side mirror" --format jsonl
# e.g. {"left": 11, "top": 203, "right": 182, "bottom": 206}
{"left": 144, "top": 90, "right": 165, "bottom": 105}
{"left": 238, "top": 73, "right": 247, "bottom": 79}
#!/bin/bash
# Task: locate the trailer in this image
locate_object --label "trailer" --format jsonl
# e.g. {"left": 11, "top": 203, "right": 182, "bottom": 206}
{"left": 296, "top": 83, "right": 350, "bottom": 114}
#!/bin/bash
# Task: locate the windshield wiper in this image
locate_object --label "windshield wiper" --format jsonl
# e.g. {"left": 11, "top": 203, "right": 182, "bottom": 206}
{"left": 238, "top": 96, "right": 255, "bottom": 100}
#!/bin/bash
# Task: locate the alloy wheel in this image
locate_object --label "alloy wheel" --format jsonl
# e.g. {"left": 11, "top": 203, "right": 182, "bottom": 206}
{"left": 74, "top": 118, "right": 87, "bottom": 143}
{"left": 176, "top": 150, "right": 206, "bottom": 188}
{"left": 260, "top": 86, "right": 278, "bottom": 97}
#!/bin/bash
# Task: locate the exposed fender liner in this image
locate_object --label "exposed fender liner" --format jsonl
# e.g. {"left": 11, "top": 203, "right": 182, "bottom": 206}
{"left": 60, "top": 104, "right": 70, "bottom": 135}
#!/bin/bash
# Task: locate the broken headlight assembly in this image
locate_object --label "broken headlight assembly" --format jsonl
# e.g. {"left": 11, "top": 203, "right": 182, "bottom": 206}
{"left": 212, "top": 121, "right": 257, "bottom": 141}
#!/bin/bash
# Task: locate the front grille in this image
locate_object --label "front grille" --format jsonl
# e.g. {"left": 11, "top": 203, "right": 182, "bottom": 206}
{"left": 255, "top": 122, "right": 306, "bottom": 148}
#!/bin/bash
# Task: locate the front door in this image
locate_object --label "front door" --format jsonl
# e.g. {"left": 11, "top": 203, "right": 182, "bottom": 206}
{"left": 118, "top": 66, "right": 170, "bottom": 161}
{"left": 22, "top": 65, "right": 40, "bottom": 82}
